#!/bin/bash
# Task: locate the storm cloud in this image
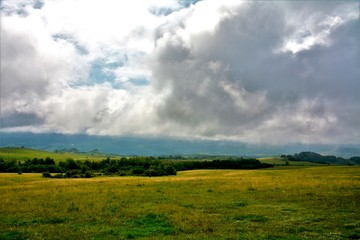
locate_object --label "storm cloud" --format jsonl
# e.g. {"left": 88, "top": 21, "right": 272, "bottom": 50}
{"left": 1, "top": 0, "right": 359, "bottom": 145}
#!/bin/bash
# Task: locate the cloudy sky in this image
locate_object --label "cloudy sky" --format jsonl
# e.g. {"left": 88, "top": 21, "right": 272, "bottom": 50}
{"left": 1, "top": 0, "right": 359, "bottom": 145}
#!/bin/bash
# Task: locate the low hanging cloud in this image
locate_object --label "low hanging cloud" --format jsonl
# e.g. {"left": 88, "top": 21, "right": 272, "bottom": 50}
{"left": 1, "top": 0, "right": 359, "bottom": 145}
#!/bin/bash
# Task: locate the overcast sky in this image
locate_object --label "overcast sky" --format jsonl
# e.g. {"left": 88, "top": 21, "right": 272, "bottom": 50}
{"left": 1, "top": 0, "right": 359, "bottom": 145}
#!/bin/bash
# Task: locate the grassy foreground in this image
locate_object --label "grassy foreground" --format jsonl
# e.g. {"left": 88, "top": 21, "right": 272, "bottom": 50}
{"left": 1, "top": 166, "right": 359, "bottom": 240}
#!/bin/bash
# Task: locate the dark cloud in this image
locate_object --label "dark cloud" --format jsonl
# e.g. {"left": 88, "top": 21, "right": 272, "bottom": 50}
{"left": 1, "top": 27, "right": 49, "bottom": 99}
{"left": 1, "top": 112, "right": 44, "bottom": 128}
{"left": 150, "top": 1, "right": 359, "bottom": 143}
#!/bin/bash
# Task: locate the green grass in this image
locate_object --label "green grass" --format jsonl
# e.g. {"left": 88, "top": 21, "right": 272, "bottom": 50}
{"left": 0, "top": 166, "right": 359, "bottom": 239}
{"left": 0, "top": 147, "right": 114, "bottom": 162}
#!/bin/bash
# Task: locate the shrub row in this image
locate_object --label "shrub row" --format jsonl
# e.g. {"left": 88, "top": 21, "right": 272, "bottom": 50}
{"left": 42, "top": 170, "right": 95, "bottom": 178}
{"left": 0, "top": 156, "right": 273, "bottom": 178}
{"left": 173, "top": 159, "right": 273, "bottom": 171}
{"left": 0, "top": 157, "right": 177, "bottom": 177}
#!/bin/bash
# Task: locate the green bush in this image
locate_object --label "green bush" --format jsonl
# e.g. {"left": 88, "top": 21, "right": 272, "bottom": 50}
{"left": 118, "top": 170, "right": 130, "bottom": 176}
{"left": 42, "top": 172, "right": 51, "bottom": 178}
{"left": 132, "top": 167, "right": 145, "bottom": 175}
{"left": 84, "top": 171, "right": 94, "bottom": 178}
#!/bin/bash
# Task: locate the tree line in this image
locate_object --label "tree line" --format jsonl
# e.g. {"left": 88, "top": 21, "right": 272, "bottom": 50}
{"left": 173, "top": 158, "right": 273, "bottom": 171}
{"left": 281, "top": 152, "right": 360, "bottom": 165}
{"left": 0, "top": 156, "right": 273, "bottom": 178}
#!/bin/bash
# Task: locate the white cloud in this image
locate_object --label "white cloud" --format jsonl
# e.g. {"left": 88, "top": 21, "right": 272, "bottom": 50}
{"left": 279, "top": 2, "right": 358, "bottom": 54}
{"left": 1, "top": 0, "right": 359, "bottom": 145}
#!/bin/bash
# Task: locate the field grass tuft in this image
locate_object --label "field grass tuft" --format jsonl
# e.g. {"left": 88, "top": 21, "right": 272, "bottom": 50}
{"left": 125, "top": 213, "right": 174, "bottom": 238}
{"left": 233, "top": 214, "right": 268, "bottom": 222}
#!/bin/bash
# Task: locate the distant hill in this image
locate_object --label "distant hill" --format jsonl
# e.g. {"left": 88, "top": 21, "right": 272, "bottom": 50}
{"left": 0, "top": 147, "right": 113, "bottom": 162}
{"left": 1, "top": 132, "right": 360, "bottom": 157}
{"left": 281, "top": 152, "right": 360, "bottom": 165}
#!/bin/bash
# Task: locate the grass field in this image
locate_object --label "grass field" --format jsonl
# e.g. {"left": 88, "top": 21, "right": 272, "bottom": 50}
{"left": 0, "top": 147, "right": 114, "bottom": 162}
{"left": 257, "top": 156, "right": 325, "bottom": 166}
{"left": 1, "top": 166, "right": 359, "bottom": 239}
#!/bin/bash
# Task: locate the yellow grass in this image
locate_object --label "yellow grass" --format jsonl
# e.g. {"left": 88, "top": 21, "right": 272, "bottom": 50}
{"left": 1, "top": 166, "right": 359, "bottom": 239}
{"left": 258, "top": 156, "right": 325, "bottom": 166}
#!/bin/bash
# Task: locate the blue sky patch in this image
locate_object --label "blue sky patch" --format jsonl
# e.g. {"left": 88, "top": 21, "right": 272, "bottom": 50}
{"left": 52, "top": 34, "right": 89, "bottom": 55}
{"left": 149, "top": 0, "right": 201, "bottom": 16}
{"left": 88, "top": 61, "right": 116, "bottom": 84}
{"left": 149, "top": 6, "right": 177, "bottom": 16}
{"left": 128, "top": 78, "right": 150, "bottom": 86}
{"left": 178, "top": 0, "right": 202, "bottom": 8}
{"left": 86, "top": 55, "right": 152, "bottom": 89}
{"left": 88, "top": 56, "right": 127, "bottom": 85}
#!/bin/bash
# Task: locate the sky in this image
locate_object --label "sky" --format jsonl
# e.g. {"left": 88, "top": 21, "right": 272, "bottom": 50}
{"left": 1, "top": 0, "right": 359, "bottom": 146}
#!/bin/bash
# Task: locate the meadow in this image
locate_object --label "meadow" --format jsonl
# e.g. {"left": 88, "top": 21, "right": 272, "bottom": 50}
{"left": 0, "top": 148, "right": 113, "bottom": 163}
{"left": 1, "top": 166, "right": 359, "bottom": 239}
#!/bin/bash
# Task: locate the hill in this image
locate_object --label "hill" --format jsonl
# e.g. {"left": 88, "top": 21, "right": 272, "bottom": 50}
{"left": 1, "top": 132, "right": 360, "bottom": 157}
{"left": 281, "top": 151, "right": 360, "bottom": 165}
{"left": 0, "top": 147, "right": 114, "bottom": 162}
